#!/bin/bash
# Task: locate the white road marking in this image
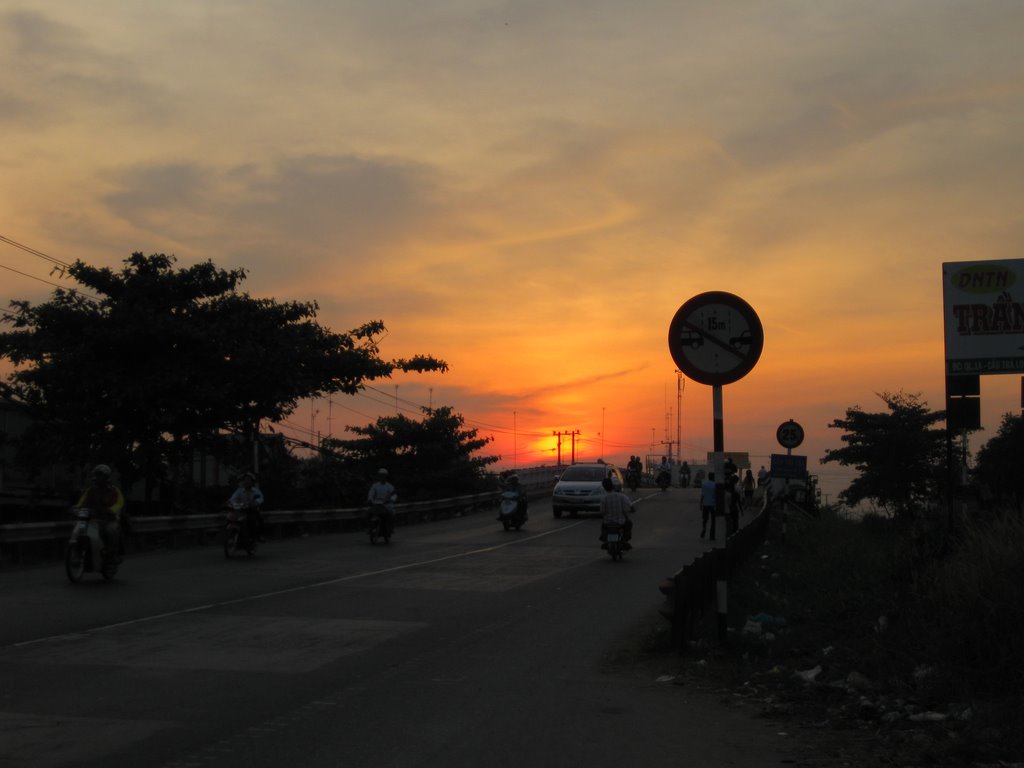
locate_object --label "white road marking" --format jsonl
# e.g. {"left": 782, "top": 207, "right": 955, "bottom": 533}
{"left": 11, "top": 521, "right": 586, "bottom": 649}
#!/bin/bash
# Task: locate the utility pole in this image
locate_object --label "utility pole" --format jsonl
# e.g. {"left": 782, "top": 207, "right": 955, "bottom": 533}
{"left": 676, "top": 371, "right": 684, "bottom": 464}
{"left": 660, "top": 438, "right": 676, "bottom": 462}
{"left": 552, "top": 429, "right": 581, "bottom": 465}
{"left": 513, "top": 411, "right": 517, "bottom": 469}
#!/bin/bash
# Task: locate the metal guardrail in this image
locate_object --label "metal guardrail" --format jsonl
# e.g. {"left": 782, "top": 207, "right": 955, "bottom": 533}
{"left": 0, "top": 476, "right": 558, "bottom": 564}
{"left": 0, "top": 491, "right": 513, "bottom": 564}
{"left": 659, "top": 494, "right": 772, "bottom": 649}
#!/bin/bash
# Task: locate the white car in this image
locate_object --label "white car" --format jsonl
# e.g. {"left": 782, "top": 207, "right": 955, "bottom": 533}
{"left": 551, "top": 463, "right": 624, "bottom": 518}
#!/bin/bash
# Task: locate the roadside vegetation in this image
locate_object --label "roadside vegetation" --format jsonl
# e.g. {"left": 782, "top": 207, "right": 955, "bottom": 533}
{"left": 704, "top": 507, "right": 1024, "bottom": 765}
{"left": 642, "top": 394, "right": 1024, "bottom": 765}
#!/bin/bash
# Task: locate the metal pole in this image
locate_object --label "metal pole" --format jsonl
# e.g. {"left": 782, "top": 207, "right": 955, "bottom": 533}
{"left": 783, "top": 444, "right": 791, "bottom": 542}
{"left": 601, "top": 407, "right": 605, "bottom": 460}
{"left": 712, "top": 384, "right": 728, "bottom": 645}
{"left": 252, "top": 420, "right": 259, "bottom": 476}
{"left": 676, "top": 371, "right": 683, "bottom": 464}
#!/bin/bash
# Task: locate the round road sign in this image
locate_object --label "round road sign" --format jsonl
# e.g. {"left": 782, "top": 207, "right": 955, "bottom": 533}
{"left": 668, "top": 292, "right": 764, "bottom": 386}
{"left": 776, "top": 420, "right": 804, "bottom": 450}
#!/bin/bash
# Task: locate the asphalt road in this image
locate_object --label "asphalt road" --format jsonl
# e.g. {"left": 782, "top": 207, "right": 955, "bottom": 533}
{"left": 0, "top": 487, "right": 795, "bottom": 768}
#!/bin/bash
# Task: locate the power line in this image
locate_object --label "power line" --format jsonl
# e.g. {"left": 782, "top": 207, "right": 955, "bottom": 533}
{"left": 356, "top": 386, "right": 548, "bottom": 437}
{"left": 0, "top": 262, "right": 100, "bottom": 304}
{"left": 0, "top": 233, "right": 74, "bottom": 271}
{"left": 0, "top": 234, "right": 100, "bottom": 303}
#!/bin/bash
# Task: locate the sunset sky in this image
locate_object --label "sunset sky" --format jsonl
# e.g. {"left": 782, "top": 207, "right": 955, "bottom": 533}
{"left": 2, "top": 2, "right": 1023, "bottom": 503}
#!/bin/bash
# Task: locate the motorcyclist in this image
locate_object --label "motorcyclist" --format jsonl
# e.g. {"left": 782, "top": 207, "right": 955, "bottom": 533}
{"left": 656, "top": 456, "right": 671, "bottom": 488}
{"left": 74, "top": 464, "right": 126, "bottom": 561}
{"left": 367, "top": 468, "right": 397, "bottom": 537}
{"left": 599, "top": 477, "right": 634, "bottom": 548}
{"left": 498, "top": 472, "right": 528, "bottom": 521}
{"left": 626, "top": 455, "right": 643, "bottom": 488}
{"left": 227, "top": 472, "right": 265, "bottom": 542}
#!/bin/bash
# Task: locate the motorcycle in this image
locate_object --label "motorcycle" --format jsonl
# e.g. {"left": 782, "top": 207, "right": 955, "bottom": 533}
{"left": 656, "top": 469, "right": 671, "bottom": 491}
{"left": 497, "top": 490, "right": 527, "bottom": 531}
{"left": 224, "top": 504, "right": 259, "bottom": 558}
{"left": 65, "top": 507, "right": 120, "bottom": 583}
{"left": 368, "top": 501, "right": 393, "bottom": 545}
{"left": 602, "top": 522, "right": 629, "bottom": 561}
{"left": 626, "top": 469, "right": 640, "bottom": 492}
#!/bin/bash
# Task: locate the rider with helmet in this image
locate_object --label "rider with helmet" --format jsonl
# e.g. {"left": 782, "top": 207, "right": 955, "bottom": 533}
{"left": 227, "top": 472, "right": 265, "bottom": 541}
{"left": 599, "top": 476, "right": 634, "bottom": 548}
{"left": 75, "top": 464, "right": 126, "bottom": 560}
{"left": 498, "top": 472, "right": 528, "bottom": 522}
{"left": 367, "top": 468, "right": 397, "bottom": 537}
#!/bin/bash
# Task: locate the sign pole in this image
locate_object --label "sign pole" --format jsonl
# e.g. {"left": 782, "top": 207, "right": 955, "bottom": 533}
{"left": 712, "top": 384, "right": 728, "bottom": 645}
{"left": 667, "top": 291, "right": 764, "bottom": 649}
{"left": 783, "top": 443, "right": 790, "bottom": 542}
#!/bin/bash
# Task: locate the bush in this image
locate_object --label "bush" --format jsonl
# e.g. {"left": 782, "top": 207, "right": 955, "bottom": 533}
{"left": 719, "top": 504, "right": 1024, "bottom": 761}
{"left": 904, "top": 511, "right": 1024, "bottom": 696}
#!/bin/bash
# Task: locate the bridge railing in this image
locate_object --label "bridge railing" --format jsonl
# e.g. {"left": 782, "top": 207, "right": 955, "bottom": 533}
{"left": 0, "top": 474, "right": 557, "bottom": 564}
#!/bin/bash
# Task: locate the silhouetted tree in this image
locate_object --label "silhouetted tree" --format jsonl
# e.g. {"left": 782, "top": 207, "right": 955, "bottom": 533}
{"left": 0, "top": 252, "right": 447, "bottom": 500}
{"left": 326, "top": 406, "right": 498, "bottom": 502}
{"left": 972, "top": 412, "right": 1024, "bottom": 512}
{"left": 822, "top": 391, "right": 946, "bottom": 521}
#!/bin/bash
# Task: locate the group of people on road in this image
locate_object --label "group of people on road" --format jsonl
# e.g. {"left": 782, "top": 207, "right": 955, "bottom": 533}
{"left": 599, "top": 456, "right": 776, "bottom": 548}
{"left": 76, "top": 454, "right": 769, "bottom": 564}
{"left": 74, "top": 462, "right": 401, "bottom": 563}
{"left": 698, "top": 464, "right": 761, "bottom": 540}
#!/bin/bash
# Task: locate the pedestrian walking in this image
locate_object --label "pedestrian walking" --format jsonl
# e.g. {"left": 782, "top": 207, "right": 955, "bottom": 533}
{"left": 742, "top": 469, "right": 755, "bottom": 507}
{"left": 700, "top": 472, "right": 716, "bottom": 540}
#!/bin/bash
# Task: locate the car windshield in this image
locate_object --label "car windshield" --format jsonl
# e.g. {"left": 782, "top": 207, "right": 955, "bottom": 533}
{"left": 561, "top": 466, "right": 607, "bottom": 482}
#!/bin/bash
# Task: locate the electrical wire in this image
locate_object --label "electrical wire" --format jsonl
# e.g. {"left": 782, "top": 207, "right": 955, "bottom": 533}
{"left": 0, "top": 262, "right": 100, "bottom": 303}
{"left": 0, "top": 234, "right": 74, "bottom": 271}
{"left": 358, "top": 384, "right": 553, "bottom": 438}
{"left": 0, "top": 234, "right": 101, "bottom": 304}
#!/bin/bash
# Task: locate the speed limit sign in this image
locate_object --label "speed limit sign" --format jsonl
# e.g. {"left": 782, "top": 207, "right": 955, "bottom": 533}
{"left": 776, "top": 420, "right": 804, "bottom": 450}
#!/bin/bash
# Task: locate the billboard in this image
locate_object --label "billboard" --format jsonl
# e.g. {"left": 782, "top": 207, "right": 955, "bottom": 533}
{"left": 943, "top": 260, "right": 1024, "bottom": 376}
